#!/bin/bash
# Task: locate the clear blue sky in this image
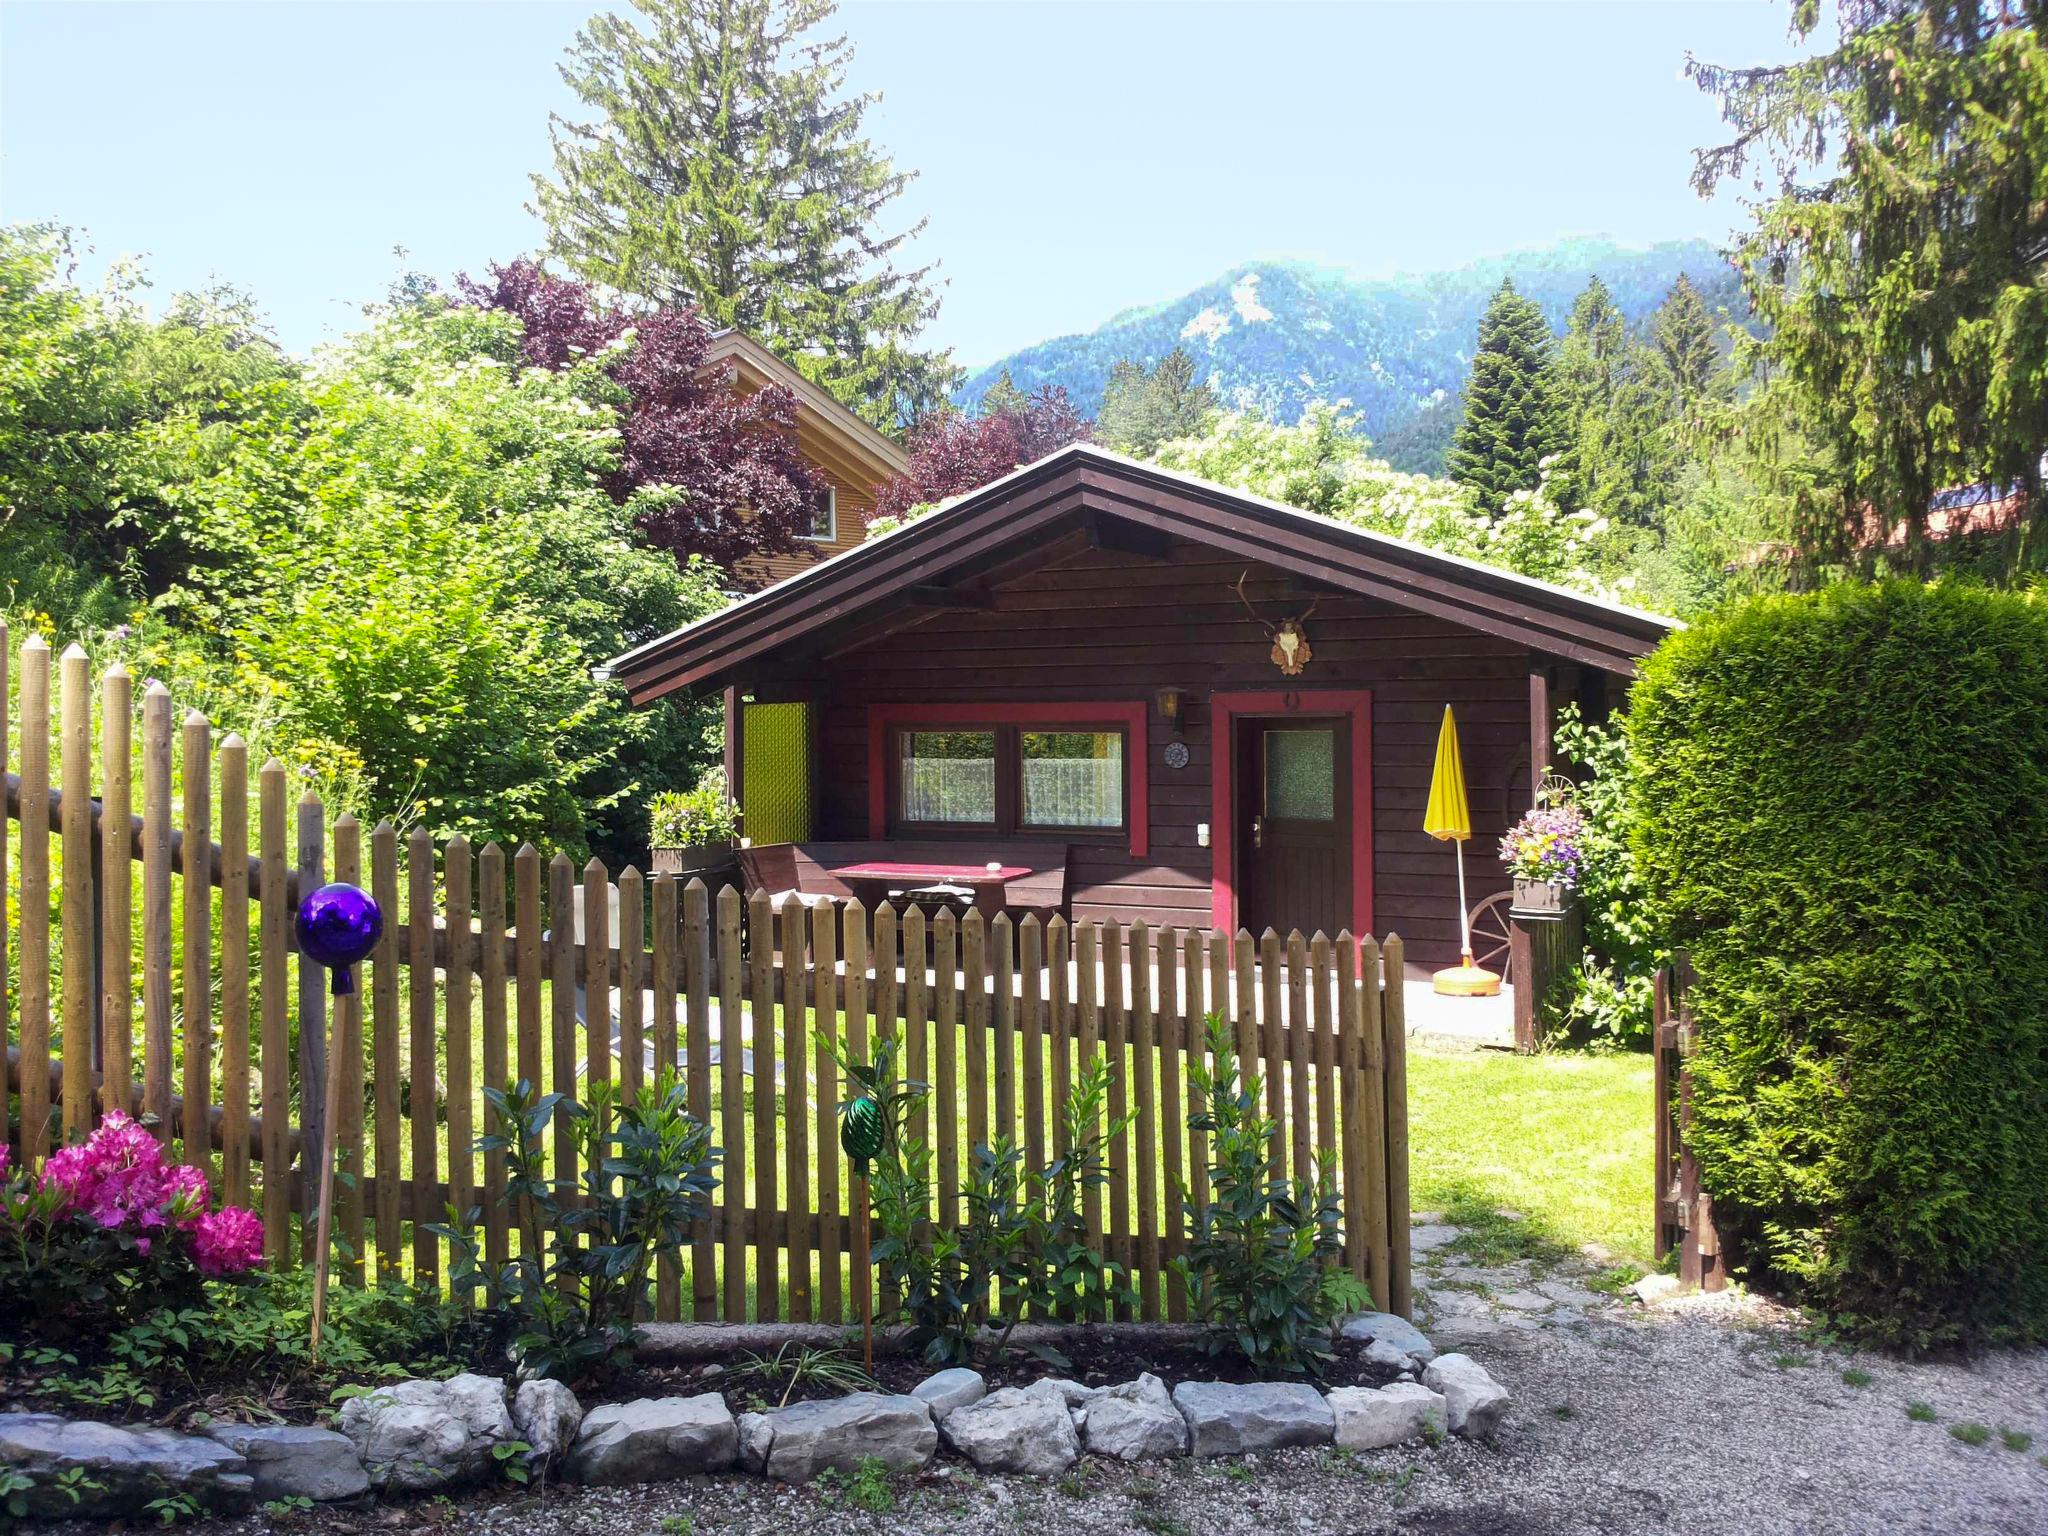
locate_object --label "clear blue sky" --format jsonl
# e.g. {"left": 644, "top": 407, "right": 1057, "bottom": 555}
{"left": 1, "top": 1, "right": 1802, "bottom": 368}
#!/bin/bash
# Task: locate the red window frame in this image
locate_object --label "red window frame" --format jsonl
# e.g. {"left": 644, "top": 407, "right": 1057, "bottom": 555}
{"left": 866, "top": 701, "right": 1150, "bottom": 859}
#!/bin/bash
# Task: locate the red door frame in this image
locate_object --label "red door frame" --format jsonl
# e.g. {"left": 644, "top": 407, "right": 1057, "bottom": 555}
{"left": 865, "top": 700, "right": 1150, "bottom": 858}
{"left": 1210, "top": 689, "right": 1373, "bottom": 936}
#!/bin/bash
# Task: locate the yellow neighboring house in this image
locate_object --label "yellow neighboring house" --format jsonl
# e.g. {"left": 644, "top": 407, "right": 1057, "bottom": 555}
{"left": 702, "top": 329, "right": 909, "bottom": 589}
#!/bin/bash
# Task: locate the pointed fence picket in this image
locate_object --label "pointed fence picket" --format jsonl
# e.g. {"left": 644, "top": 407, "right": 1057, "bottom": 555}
{"left": 1, "top": 636, "right": 1414, "bottom": 1322}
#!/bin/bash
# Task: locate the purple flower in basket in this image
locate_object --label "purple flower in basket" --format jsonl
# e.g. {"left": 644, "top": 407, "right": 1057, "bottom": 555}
{"left": 1499, "top": 802, "right": 1585, "bottom": 889}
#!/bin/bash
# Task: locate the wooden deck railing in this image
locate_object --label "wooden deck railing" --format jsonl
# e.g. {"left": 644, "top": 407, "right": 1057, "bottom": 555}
{"left": 2, "top": 625, "right": 1413, "bottom": 1323}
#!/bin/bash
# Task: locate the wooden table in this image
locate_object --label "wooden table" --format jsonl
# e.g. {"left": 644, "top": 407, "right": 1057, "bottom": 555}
{"left": 828, "top": 860, "right": 1034, "bottom": 915}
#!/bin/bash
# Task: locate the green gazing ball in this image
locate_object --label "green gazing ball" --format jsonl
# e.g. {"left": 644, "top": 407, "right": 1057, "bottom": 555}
{"left": 841, "top": 1095, "right": 886, "bottom": 1170}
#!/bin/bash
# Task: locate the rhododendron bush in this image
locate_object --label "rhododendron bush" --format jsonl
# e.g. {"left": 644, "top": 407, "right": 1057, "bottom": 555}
{"left": 0, "top": 1114, "right": 265, "bottom": 1334}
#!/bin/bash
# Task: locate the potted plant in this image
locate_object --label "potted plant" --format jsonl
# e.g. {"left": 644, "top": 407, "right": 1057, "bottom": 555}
{"left": 1498, "top": 794, "right": 1583, "bottom": 912}
{"left": 649, "top": 768, "right": 741, "bottom": 877}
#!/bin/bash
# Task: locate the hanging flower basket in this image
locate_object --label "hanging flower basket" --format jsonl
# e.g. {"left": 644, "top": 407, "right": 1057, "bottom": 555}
{"left": 1500, "top": 795, "right": 1583, "bottom": 915}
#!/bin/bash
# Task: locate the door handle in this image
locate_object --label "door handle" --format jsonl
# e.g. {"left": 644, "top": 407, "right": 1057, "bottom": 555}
{"left": 1251, "top": 815, "right": 1264, "bottom": 849}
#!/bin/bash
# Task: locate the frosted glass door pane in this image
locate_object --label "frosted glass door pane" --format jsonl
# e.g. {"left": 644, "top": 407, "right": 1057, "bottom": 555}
{"left": 1265, "top": 729, "right": 1335, "bottom": 821}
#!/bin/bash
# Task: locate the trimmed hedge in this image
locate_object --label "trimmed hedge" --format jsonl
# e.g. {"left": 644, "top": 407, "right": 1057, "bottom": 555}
{"left": 1628, "top": 582, "right": 2048, "bottom": 1347}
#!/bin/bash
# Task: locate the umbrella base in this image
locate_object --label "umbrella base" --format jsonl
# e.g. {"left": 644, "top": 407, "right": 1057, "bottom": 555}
{"left": 1433, "top": 959, "right": 1501, "bottom": 997}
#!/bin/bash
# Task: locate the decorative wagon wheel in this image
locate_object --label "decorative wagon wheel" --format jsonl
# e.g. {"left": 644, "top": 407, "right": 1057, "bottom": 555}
{"left": 1468, "top": 890, "right": 1515, "bottom": 984}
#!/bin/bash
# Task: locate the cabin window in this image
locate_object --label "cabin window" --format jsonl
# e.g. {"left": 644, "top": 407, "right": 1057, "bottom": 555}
{"left": 1021, "top": 731, "right": 1124, "bottom": 829}
{"left": 892, "top": 724, "right": 1128, "bottom": 837}
{"left": 806, "top": 486, "right": 837, "bottom": 542}
{"left": 899, "top": 731, "right": 997, "bottom": 824}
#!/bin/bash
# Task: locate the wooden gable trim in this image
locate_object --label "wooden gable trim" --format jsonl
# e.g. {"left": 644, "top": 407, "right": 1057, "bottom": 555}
{"left": 610, "top": 449, "right": 1673, "bottom": 703}
{"left": 1208, "top": 689, "right": 1373, "bottom": 938}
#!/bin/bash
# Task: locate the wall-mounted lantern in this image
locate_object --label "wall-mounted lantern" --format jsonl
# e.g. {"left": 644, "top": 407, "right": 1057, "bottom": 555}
{"left": 1155, "top": 686, "right": 1187, "bottom": 736}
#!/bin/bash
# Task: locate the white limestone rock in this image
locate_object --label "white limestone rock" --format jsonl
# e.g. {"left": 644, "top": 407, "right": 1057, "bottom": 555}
{"left": 911, "top": 1367, "right": 987, "bottom": 1421}
{"left": 940, "top": 1384, "right": 1080, "bottom": 1477}
{"left": 762, "top": 1393, "right": 937, "bottom": 1484}
{"left": 565, "top": 1395, "right": 737, "bottom": 1486}
{"left": 1082, "top": 1374, "right": 1185, "bottom": 1461}
{"left": 1170, "top": 1381, "right": 1334, "bottom": 1457}
{"left": 202, "top": 1424, "right": 367, "bottom": 1503}
{"left": 1422, "top": 1353, "right": 1511, "bottom": 1438}
{"left": 337, "top": 1375, "right": 516, "bottom": 1493}
{"left": 511, "top": 1379, "right": 584, "bottom": 1466}
{"left": 1327, "top": 1382, "right": 1448, "bottom": 1451}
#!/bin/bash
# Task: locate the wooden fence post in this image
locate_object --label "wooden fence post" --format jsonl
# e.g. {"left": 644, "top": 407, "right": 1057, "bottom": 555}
{"left": 18, "top": 636, "right": 51, "bottom": 1164}
{"left": 333, "top": 815, "right": 366, "bottom": 1285}
{"left": 181, "top": 711, "right": 214, "bottom": 1171}
{"left": 684, "top": 877, "right": 715, "bottom": 1321}
{"left": 296, "top": 789, "right": 326, "bottom": 1262}
{"left": 652, "top": 873, "right": 680, "bottom": 1322}
{"left": 1382, "top": 933, "right": 1413, "bottom": 1321}
{"left": 257, "top": 758, "right": 289, "bottom": 1262}
{"left": 479, "top": 841, "right": 508, "bottom": 1272}
{"left": 217, "top": 735, "right": 249, "bottom": 1204}
{"left": 370, "top": 821, "right": 402, "bottom": 1279}
{"left": 716, "top": 885, "right": 745, "bottom": 1322}
{"left": 58, "top": 645, "right": 94, "bottom": 1146}
{"left": 781, "top": 896, "right": 810, "bottom": 1322}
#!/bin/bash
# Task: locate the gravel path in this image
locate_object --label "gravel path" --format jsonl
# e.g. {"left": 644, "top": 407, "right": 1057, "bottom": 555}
{"left": 169, "top": 1222, "right": 2048, "bottom": 1536}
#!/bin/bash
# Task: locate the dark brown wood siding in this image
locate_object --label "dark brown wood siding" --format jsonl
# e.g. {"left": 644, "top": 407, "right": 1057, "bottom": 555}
{"left": 807, "top": 534, "right": 1565, "bottom": 968}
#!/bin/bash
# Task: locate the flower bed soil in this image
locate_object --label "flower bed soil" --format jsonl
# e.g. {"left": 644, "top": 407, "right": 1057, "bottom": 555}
{"left": 615, "top": 1330, "right": 1405, "bottom": 1415}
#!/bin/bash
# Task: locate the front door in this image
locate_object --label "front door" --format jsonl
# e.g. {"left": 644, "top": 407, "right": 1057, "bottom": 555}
{"left": 1237, "top": 717, "right": 1350, "bottom": 937}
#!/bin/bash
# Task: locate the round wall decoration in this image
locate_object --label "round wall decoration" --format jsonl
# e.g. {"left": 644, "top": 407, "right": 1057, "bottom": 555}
{"left": 1163, "top": 741, "right": 1191, "bottom": 770}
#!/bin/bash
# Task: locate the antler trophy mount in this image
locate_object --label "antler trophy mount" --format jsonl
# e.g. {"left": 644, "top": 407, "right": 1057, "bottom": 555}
{"left": 1235, "top": 571, "right": 1318, "bottom": 677}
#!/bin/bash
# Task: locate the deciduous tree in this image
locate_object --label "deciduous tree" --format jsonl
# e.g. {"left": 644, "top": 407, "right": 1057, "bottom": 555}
{"left": 871, "top": 385, "right": 1089, "bottom": 524}
{"left": 461, "top": 259, "right": 821, "bottom": 575}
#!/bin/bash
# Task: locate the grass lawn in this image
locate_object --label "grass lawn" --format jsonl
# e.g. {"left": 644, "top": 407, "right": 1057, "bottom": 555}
{"left": 1406, "top": 1046, "right": 1655, "bottom": 1269}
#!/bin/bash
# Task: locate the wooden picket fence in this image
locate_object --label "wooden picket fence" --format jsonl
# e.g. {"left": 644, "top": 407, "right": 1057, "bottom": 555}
{"left": 1, "top": 627, "right": 1413, "bottom": 1325}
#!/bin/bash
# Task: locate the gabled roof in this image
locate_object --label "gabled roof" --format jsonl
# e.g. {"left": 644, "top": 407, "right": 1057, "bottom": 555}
{"left": 701, "top": 330, "right": 907, "bottom": 480}
{"left": 608, "top": 444, "right": 1678, "bottom": 704}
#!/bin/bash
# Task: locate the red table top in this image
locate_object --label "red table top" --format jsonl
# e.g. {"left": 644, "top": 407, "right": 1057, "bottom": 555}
{"left": 830, "top": 861, "right": 1032, "bottom": 883}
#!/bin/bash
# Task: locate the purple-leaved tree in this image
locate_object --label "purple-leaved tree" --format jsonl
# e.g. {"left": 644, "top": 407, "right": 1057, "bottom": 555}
{"left": 462, "top": 259, "right": 822, "bottom": 574}
{"left": 873, "top": 381, "right": 1090, "bottom": 523}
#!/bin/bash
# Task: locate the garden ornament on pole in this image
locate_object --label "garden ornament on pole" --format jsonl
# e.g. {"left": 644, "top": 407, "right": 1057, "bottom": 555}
{"left": 1424, "top": 705, "right": 1500, "bottom": 997}
{"left": 840, "top": 1093, "right": 887, "bottom": 1372}
{"left": 295, "top": 882, "right": 383, "bottom": 1358}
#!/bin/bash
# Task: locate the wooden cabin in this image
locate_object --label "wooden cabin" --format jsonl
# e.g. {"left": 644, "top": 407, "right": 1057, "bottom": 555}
{"left": 701, "top": 330, "right": 908, "bottom": 589}
{"left": 609, "top": 446, "right": 1675, "bottom": 968}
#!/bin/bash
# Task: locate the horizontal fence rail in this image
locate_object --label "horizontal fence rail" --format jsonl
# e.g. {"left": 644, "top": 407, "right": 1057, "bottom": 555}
{"left": 1, "top": 629, "right": 1413, "bottom": 1323}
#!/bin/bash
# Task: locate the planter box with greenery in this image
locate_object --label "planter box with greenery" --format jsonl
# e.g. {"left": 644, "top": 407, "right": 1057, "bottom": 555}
{"left": 649, "top": 769, "right": 740, "bottom": 876}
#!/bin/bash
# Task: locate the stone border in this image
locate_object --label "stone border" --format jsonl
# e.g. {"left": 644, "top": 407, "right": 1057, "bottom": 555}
{"left": 0, "top": 1314, "right": 1507, "bottom": 1518}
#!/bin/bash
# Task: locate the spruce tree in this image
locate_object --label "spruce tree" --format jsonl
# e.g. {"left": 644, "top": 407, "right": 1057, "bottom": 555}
{"left": 1446, "top": 280, "right": 1574, "bottom": 514}
{"left": 1651, "top": 275, "right": 1725, "bottom": 418}
{"left": 1691, "top": 0, "right": 2048, "bottom": 568}
{"left": 533, "top": 0, "right": 956, "bottom": 430}
{"left": 1097, "top": 347, "right": 1220, "bottom": 455}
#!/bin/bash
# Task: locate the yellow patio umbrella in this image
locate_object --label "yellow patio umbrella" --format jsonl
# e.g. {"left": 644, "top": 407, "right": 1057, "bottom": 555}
{"left": 1423, "top": 705, "right": 1500, "bottom": 997}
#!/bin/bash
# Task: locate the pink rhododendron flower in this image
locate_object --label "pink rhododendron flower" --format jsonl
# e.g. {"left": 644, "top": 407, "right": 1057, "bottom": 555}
{"left": 35, "top": 1113, "right": 216, "bottom": 1236}
{"left": 164, "top": 1164, "right": 211, "bottom": 1228}
{"left": 192, "top": 1206, "right": 265, "bottom": 1277}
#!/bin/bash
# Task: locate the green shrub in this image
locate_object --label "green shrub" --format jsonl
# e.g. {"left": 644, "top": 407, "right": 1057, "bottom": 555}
{"left": 434, "top": 1069, "right": 721, "bottom": 1383}
{"left": 1174, "top": 1015, "right": 1347, "bottom": 1376}
{"left": 648, "top": 768, "right": 739, "bottom": 847}
{"left": 1628, "top": 581, "right": 2048, "bottom": 1346}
